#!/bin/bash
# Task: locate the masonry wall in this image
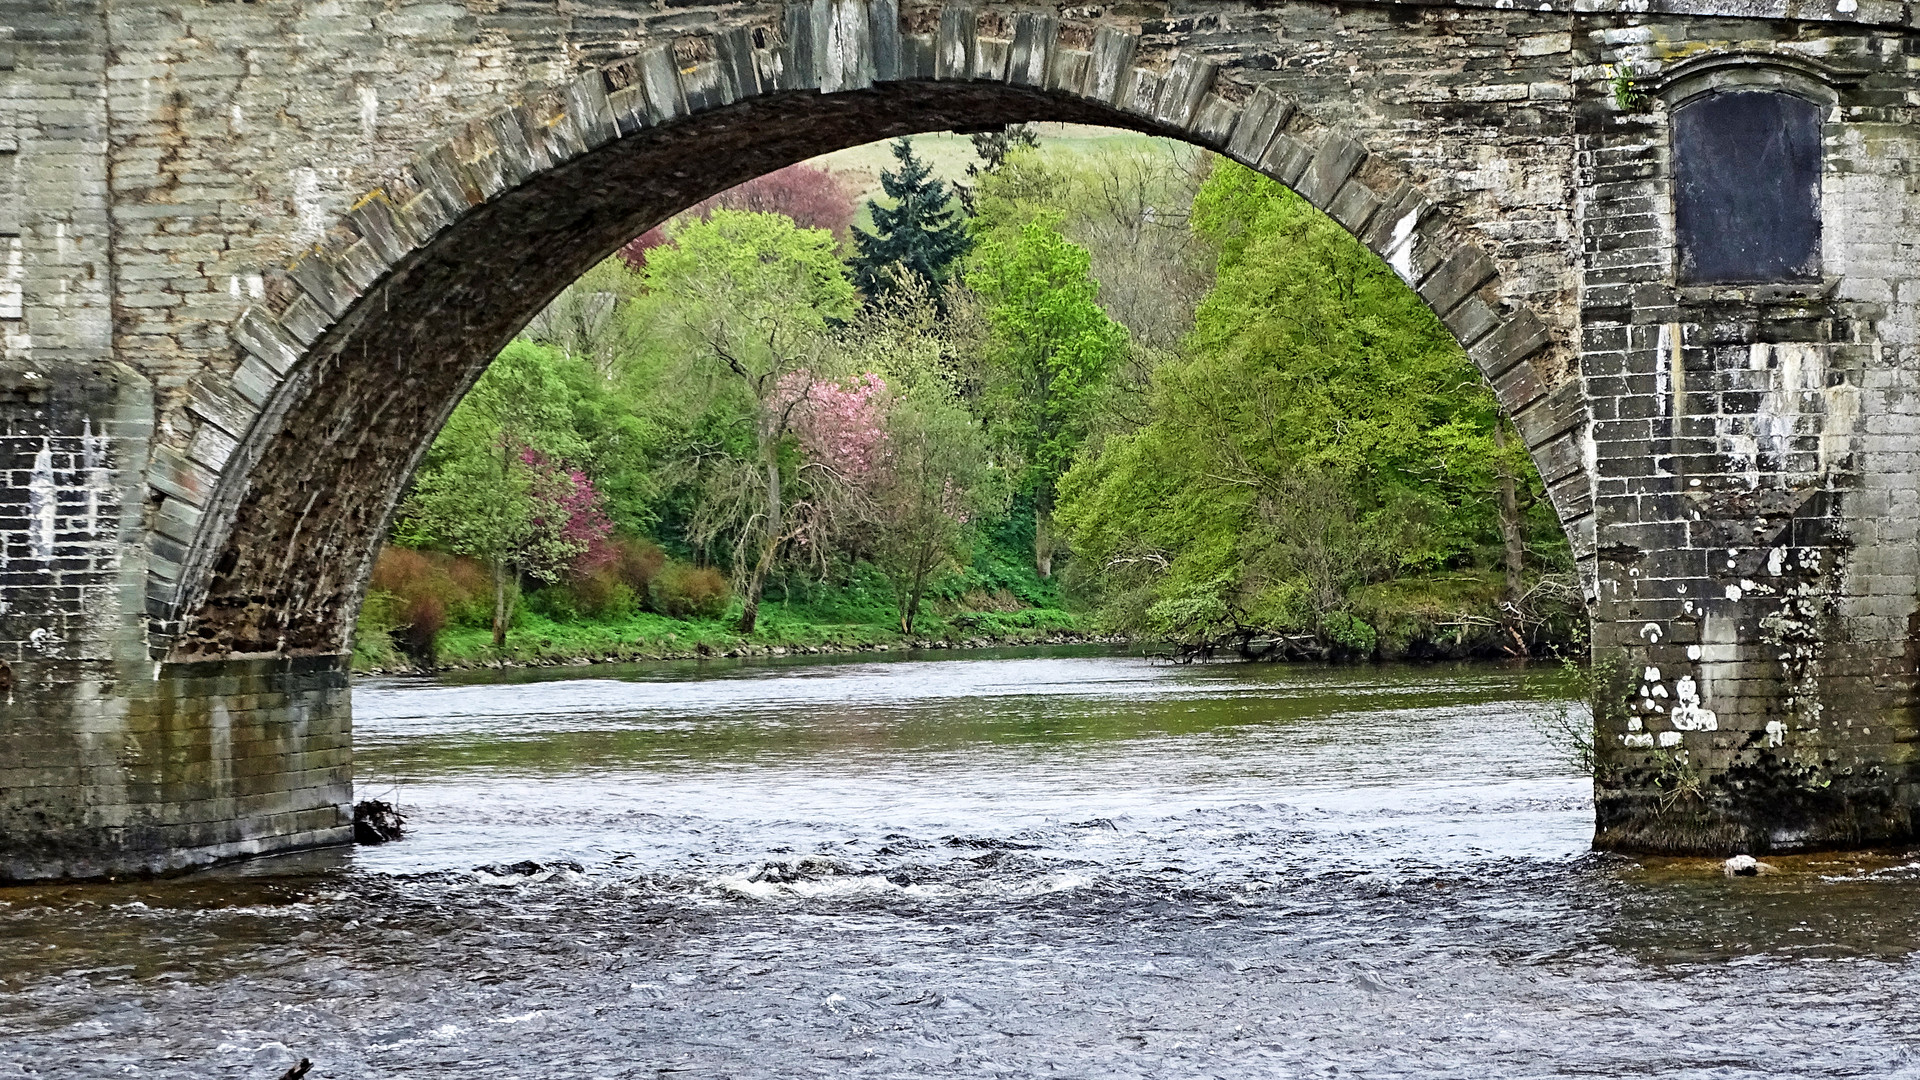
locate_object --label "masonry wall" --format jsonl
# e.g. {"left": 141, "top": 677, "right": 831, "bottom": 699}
{"left": 1576, "top": 16, "right": 1920, "bottom": 850}
{"left": 0, "top": 655, "right": 352, "bottom": 882}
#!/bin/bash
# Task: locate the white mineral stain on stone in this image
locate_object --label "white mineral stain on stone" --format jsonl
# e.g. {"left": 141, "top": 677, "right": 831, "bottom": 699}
{"left": 1657, "top": 730, "right": 1682, "bottom": 747}
{"left": 28, "top": 438, "right": 55, "bottom": 561}
{"left": 1820, "top": 375, "right": 1859, "bottom": 476}
{"left": 1670, "top": 676, "right": 1717, "bottom": 730}
{"left": 1383, "top": 211, "right": 1419, "bottom": 283}
{"left": 359, "top": 87, "right": 379, "bottom": 140}
{"left": 1687, "top": 644, "right": 1702, "bottom": 660}
{"left": 1767, "top": 547, "right": 1784, "bottom": 576}
{"left": 292, "top": 168, "right": 328, "bottom": 247}
{"left": 82, "top": 418, "right": 109, "bottom": 532}
{"left": 1766, "top": 719, "right": 1787, "bottom": 747}
{"left": 1838, "top": 0, "right": 1858, "bottom": 12}
{"left": 0, "top": 237, "right": 25, "bottom": 323}
{"left": 1726, "top": 584, "right": 1743, "bottom": 601}
{"left": 1641, "top": 622, "right": 1662, "bottom": 642}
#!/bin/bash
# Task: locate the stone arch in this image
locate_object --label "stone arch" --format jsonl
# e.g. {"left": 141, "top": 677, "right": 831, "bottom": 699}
{"left": 139, "top": 3, "right": 1592, "bottom": 659}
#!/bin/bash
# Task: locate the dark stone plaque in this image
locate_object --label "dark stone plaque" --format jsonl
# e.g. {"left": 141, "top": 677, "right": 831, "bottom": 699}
{"left": 1673, "top": 90, "right": 1822, "bottom": 284}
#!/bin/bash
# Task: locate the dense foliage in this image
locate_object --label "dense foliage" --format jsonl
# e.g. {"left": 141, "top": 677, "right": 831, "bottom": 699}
{"left": 372, "top": 130, "right": 1577, "bottom": 668}
{"left": 1056, "top": 161, "right": 1574, "bottom": 658}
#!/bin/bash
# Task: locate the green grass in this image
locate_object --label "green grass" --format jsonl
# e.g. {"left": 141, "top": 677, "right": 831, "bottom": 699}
{"left": 812, "top": 124, "right": 1191, "bottom": 234}
{"left": 358, "top": 596, "right": 1087, "bottom": 671}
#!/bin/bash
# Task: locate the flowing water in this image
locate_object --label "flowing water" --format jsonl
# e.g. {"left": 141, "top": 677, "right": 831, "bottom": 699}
{"left": 6, "top": 647, "right": 1920, "bottom": 1078}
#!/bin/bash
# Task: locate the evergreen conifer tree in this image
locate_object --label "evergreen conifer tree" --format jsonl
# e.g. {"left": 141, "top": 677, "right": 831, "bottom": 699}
{"left": 850, "top": 138, "right": 972, "bottom": 308}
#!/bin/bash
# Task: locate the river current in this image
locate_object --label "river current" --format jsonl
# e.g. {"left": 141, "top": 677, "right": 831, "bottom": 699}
{"left": 6, "top": 647, "right": 1920, "bottom": 1078}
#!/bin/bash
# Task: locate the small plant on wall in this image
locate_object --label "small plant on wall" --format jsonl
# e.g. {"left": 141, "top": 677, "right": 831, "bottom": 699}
{"left": 1604, "top": 60, "right": 1649, "bottom": 111}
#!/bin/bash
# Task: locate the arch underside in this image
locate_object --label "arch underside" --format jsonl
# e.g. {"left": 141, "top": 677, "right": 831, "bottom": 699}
{"left": 146, "top": 19, "right": 1593, "bottom": 660}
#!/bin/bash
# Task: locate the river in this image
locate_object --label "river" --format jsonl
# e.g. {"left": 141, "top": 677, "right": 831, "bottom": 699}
{"left": 5, "top": 647, "right": 1920, "bottom": 1077}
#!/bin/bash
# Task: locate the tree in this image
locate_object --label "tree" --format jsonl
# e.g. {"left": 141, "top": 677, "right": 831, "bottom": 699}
{"left": 802, "top": 283, "right": 1006, "bottom": 633}
{"left": 955, "top": 123, "right": 1041, "bottom": 215}
{"left": 969, "top": 139, "right": 1215, "bottom": 443}
{"left": 869, "top": 384, "right": 1002, "bottom": 633}
{"left": 632, "top": 209, "right": 858, "bottom": 633}
{"left": 399, "top": 342, "right": 610, "bottom": 648}
{"left": 849, "top": 138, "right": 973, "bottom": 308}
{"left": 619, "top": 162, "right": 856, "bottom": 270}
{"left": 1056, "top": 161, "right": 1570, "bottom": 656}
{"left": 966, "top": 215, "right": 1127, "bottom": 577}
{"left": 523, "top": 256, "right": 646, "bottom": 378}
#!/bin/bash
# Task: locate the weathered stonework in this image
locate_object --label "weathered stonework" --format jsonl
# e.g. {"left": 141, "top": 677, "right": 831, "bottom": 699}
{"left": 2, "top": 0, "right": 1918, "bottom": 878}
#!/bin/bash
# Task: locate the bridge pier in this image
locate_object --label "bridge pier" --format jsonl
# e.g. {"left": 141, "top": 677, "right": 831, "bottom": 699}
{"left": 2, "top": 656, "right": 352, "bottom": 882}
{"left": 6, "top": 0, "right": 1920, "bottom": 877}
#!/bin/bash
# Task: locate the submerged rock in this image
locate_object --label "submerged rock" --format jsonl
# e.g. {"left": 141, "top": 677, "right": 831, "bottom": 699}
{"left": 747, "top": 856, "right": 844, "bottom": 884}
{"left": 474, "top": 859, "right": 584, "bottom": 878}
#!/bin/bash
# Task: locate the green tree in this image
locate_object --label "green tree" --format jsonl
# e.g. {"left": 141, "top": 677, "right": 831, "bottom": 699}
{"left": 523, "top": 256, "right": 647, "bottom": 378}
{"left": 966, "top": 215, "right": 1127, "bottom": 577}
{"left": 870, "top": 384, "right": 1003, "bottom": 634}
{"left": 632, "top": 208, "right": 858, "bottom": 632}
{"left": 833, "top": 284, "right": 1005, "bottom": 633}
{"left": 398, "top": 341, "right": 594, "bottom": 648}
{"left": 849, "top": 138, "right": 972, "bottom": 308}
{"left": 1057, "top": 160, "right": 1568, "bottom": 656}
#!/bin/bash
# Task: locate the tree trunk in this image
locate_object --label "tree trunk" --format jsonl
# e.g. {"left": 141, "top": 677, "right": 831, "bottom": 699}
{"left": 901, "top": 545, "right": 932, "bottom": 635}
{"left": 1493, "top": 422, "right": 1526, "bottom": 606}
{"left": 736, "top": 457, "right": 782, "bottom": 634}
{"left": 1034, "top": 500, "right": 1054, "bottom": 579}
{"left": 491, "top": 558, "right": 510, "bottom": 650}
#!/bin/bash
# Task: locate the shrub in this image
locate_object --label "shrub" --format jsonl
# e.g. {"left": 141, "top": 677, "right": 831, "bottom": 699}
{"left": 653, "top": 561, "right": 732, "bottom": 619}
{"left": 396, "top": 592, "right": 446, "bottom": 667}
{"left": 367, "top": 546, "right": 493, "bottom": 665}
{"left": 1320, "top": 611, "right": 1379, "bottom": 658}
{"left": 563, "top": 536, "right": 661, "bottom": 620}
{"left": 526, "top": 585, "right": 580, "bottom": 623}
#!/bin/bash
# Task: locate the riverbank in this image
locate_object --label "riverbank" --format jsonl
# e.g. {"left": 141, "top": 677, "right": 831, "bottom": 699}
{"left": 353, "top": 603, "right": 1101, "bottom": 674}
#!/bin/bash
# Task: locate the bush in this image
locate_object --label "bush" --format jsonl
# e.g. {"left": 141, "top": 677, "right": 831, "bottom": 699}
{"left": 652, "top": 561, "right": 731, "bottom": 619}
{"left": 567, "top": 536, "right": 663, "bottom": 619}
{"left": 526, "top": 585, "right": 580, "bottom": 623}
{"left": 1320, "top": 611, "right": 1379, "bottom": 658}
{"left": 397, "top": 592, "right": 447, "bottom": 667}
{"left": 367, "top": 546, "right": 493, "bottom": 665}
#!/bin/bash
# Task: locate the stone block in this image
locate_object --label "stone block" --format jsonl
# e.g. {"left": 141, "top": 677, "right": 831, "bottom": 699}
{"left": 935, "top": 6, "right": 975, "bottom": 81}
{"left": 1294, "top": 133, "right": 1366, "bottom": 207}
{"left": 1085, "top": 27, "right": 1135, "bottom": 105}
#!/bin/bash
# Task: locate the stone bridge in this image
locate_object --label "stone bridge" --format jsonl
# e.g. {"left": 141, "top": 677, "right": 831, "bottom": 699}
{"left": 2, "top": 0, "right": 1918, "bottom": 879}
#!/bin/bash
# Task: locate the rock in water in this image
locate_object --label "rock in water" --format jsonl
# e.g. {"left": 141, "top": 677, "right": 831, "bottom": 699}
{"left": 1722, "top": 854, "right": 1773, "bottom": 877}
{"left": 353, "top": 799, "right": 406, "bottom": 844}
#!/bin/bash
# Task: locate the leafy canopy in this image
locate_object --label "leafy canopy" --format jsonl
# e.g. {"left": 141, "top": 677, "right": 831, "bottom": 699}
{"left": 1057, "top": 160, "right": 1566, "bottom": 648}
{"left": 966, "top": 215, "right": 1128, "bottom": 505}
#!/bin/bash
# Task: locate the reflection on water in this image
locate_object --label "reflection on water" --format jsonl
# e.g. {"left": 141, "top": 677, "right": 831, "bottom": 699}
{"left": 5, "top": 647, "right": 1920, "bottom": 1078}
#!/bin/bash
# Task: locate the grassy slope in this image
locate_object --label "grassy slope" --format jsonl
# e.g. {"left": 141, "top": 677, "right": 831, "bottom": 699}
{"left": 812, "top": 124, "right": 1185, "bottom": 233}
